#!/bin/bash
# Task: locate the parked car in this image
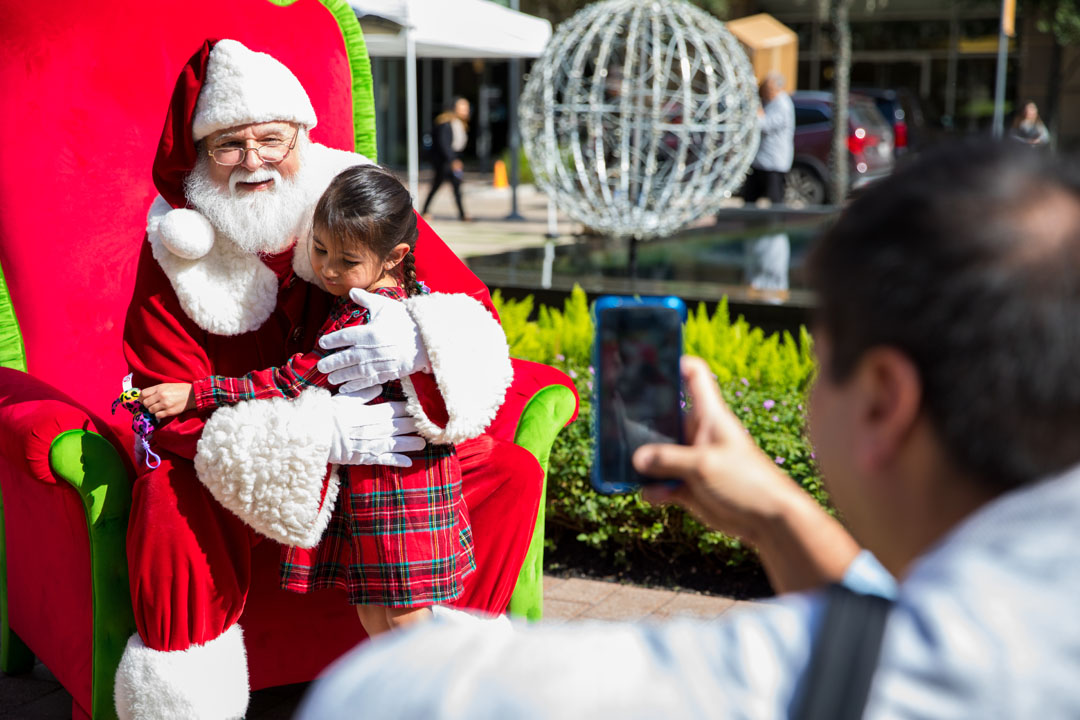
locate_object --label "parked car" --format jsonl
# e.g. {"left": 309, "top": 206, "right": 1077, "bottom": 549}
{"left": 852, "top": 86, "right": 928, "bottom": 158}
{"left": 786, "top": 91, "right": 894, "bottom": 206}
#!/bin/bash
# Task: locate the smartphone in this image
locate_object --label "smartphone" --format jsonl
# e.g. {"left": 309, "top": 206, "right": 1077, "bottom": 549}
{"left": 592, "top": 295, "right": 687, "bottom": 495}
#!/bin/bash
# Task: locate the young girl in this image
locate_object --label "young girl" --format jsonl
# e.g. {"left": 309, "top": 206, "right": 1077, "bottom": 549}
{"left": 139, "top": 164, "right": 475, "bottom": 636}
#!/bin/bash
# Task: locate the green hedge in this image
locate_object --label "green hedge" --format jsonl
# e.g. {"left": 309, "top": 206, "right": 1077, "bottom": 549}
{"left": 494, "top": 286, "right": 828, "bottom": 572}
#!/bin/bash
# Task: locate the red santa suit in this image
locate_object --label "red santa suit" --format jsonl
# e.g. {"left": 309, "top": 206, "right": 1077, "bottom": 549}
{"left": 113, "top": 39, "right": 543, "bottom": 719}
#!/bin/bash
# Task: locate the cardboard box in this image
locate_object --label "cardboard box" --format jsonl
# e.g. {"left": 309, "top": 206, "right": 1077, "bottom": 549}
{"left": 727, "top": 13, "right": 798, "bottom": 94}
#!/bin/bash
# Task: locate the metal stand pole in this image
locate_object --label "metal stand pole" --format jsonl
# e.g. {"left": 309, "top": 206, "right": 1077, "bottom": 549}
{"left": 541, "top": 241, "right": 555, "bottom": 289}
{"left": 992, "top": 0, "right": 1008, "bottom": 139}
{"left": 546, "top": 198, "right": 559, "bottom": 239}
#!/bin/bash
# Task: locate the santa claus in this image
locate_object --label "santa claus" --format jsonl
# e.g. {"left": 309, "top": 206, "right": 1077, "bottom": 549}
{"left": 115, "top": 39, "right": 544, "bottom": 719}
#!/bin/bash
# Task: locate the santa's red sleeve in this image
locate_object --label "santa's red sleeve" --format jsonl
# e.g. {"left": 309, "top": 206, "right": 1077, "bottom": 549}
{"left": 124, "top": 242, "right": 339, "bottom": 549}
{"left": 123, "top": 242, "right": 215, "bottom": 461}
{"left": 399, "top": 291, "right": 513, "bottom": 446}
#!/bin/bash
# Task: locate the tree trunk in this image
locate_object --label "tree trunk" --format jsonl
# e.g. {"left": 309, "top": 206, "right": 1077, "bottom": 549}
{"left": 829, "top": 0, "right": 852, "bottom": 205}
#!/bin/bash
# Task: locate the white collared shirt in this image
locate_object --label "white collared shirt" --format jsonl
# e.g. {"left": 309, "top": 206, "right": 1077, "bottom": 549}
{"left": 297, "top": 467, "right": 1080, "bottom": 719}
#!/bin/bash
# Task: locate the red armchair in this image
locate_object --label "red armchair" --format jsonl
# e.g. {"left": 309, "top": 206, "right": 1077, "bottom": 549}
{"left": 0, "top": 2, "right": 577, "bottom": 718}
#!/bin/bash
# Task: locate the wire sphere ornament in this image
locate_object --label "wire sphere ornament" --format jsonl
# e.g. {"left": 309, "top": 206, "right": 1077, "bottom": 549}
{"left": 521, "top": 0, "right": 761, "bottom": 240}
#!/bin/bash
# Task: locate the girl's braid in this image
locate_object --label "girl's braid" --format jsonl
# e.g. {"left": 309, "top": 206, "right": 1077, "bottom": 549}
{"left": 402, "top": 250, "right": 422, "bottom": 297}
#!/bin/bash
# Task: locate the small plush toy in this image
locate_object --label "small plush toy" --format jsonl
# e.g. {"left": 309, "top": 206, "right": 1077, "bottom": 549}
{"left": 111, "top": 375, "right": 161, "bottom": 469}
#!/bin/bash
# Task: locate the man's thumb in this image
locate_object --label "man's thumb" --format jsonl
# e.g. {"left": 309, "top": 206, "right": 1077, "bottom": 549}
{"left": 632, "top": 443, "right": 700, "bottom": 482}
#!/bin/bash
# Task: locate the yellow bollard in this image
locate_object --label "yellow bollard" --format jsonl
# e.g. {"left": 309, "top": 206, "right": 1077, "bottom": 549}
{"left": 493, "top": 159, "right": 509, "bottom": 189}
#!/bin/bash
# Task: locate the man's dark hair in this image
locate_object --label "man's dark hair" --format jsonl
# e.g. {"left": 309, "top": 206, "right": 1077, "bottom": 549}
{"left": 809, "top": 141, "right": 1080, "bottom": 491}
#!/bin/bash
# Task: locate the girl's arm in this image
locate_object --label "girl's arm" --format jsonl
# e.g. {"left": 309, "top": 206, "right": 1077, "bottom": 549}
{"left": 191, "top": 347, "right": 333, "bottom": 412}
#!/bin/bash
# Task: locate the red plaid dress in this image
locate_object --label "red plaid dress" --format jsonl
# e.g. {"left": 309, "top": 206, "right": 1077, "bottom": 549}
{"left": 192, "top": 286, "right": 475, "bottom": 607}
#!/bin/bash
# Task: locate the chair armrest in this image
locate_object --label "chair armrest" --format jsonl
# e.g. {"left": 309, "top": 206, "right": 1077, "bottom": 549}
{"left": 0, "top": 368, "right": 135, "bottom": 717}
{"left": 0, "top": 368, "right": 130, "bottom": 485}
{"left": 507, "top": 374, "right": 579, "bottom": 622}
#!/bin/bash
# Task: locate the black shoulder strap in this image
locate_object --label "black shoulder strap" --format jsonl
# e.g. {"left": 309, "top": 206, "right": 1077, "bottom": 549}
{"left": 791, "top": 584, "right": 893, "bottom": 720}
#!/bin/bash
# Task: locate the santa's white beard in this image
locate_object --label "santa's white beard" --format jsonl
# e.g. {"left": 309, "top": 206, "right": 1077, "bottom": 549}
{"left": 184, "top": 140, "right": 313, "bottom": 256}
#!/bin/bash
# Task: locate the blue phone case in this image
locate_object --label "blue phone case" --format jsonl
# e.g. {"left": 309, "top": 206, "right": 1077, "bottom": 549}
{"left": 591, "top": 295, "right": 687, "bottom": 495}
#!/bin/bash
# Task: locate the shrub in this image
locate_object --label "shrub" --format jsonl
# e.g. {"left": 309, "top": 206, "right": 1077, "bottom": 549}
{"left": 493, "top": 286, "right": 826, "bottom": 576}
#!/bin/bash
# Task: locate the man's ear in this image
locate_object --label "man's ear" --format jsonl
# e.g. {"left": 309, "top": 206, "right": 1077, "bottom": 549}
{"left": 851, "top": 347, "right": 923, "bottom": 473}
{"left": 384, "top": 243, "right": 410, "bottom": 270}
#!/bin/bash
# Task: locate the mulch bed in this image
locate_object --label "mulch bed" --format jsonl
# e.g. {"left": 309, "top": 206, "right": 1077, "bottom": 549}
{"left": 543, "top": 530, "right": 775, "bottom": 600}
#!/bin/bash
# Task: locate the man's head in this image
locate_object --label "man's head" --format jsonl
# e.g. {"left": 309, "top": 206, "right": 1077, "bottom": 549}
{"left": 185, "top": 120, "right": 314, "bottom": 255}
{"left": 157, "top": 39, "right": 320, "bottom": 255}
{"left": 807, "top": 142, "right": 1080, "bottom": 558}
{"left": 759, "top": 73, "right": 785, "bottom": 103}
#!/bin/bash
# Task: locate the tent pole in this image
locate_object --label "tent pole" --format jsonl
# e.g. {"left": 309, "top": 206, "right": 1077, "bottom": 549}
{"left": 406, "top": 26, "right": 420, "bottom": 208}
{"left": 506, "top": 0, "right": 524, "bottom": 221}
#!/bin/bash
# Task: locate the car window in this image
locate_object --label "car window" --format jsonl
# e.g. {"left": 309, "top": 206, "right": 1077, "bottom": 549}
{"left": 795, "top": 106, "right": 828, "bottom": 127}
{"left": 849, "top": 100, "right": 890, "bottom": 133}
{"left": 872, "top": 98, "right": 900, "bottom": 124}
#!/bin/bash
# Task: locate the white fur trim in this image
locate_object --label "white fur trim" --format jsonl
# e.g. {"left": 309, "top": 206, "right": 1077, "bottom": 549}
{"left": 290, "top": 143, "right": 375, "bottom": 288}
{"left": 158, "top": 208, "right": 216, "bottom": 259}
{"left": 114, "top": 624, "right": 249, "bottom": 720}
{"left": 400, "top": 293, "right": 513, "bottom": 445}
{"left": 194, "top": 387, "right": 339, "bottom": 548}
{"left": 193, "top": 39, "right": 317, "bottom": 141}
{"left": 146, "top": 195, "right": 279, "bottom": 336}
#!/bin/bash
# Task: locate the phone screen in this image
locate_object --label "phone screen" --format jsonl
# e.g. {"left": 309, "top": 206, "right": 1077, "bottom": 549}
{"left": 596, "top": 305, "right": 683, "bottom": 488}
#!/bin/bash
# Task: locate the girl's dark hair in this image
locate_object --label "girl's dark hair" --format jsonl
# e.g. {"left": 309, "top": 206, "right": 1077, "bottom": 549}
{"left": 313, "top": 164, "right": 422, "bottom": 296}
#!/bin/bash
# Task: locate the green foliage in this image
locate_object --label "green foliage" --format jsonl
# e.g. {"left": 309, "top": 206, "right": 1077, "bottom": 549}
{"left": 494, "top": 286, "right": 826, "bottom": 574}
{"left": 1030, "top": 0, "right": 1080, "bottom": 46}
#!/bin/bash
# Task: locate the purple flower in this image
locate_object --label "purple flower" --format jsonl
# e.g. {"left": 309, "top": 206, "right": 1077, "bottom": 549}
{"left": 772, "top": 415, "right": 780, "bottom": 422}
{"left": 810, "top": 452, "right": 816, "bottom": 460}
{"left": 797, "top": 404, "right": 804, "bottom": 411}
{"left": 735, "top": 390, "right": 743, "bottom": 398}
{"left": 763, "top": 399, "right": 775, "bottom": 410}
{"left": 775, "top": 456, "right": 785, "bottom": 465}
{"left": 586, "top": 380, "right": 593, "bottom": 391}
{"left": 740, "top": 377, "right": 749, "bottom": 387}
{"left": 569, "top": 368, "right": 578, "bottom": 379}
{"left": 588, "top": 365, "right": 595, "bottom": 375}
{"left": 555, "top": 353, "right": 565, "bottom": 362}
{"left": 741, "top": 407, "right": 750, "bottom": 413}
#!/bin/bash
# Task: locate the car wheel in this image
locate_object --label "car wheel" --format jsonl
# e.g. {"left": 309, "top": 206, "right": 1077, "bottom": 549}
{"left": 785, "top": 165, "right": 826, "bottom": 206}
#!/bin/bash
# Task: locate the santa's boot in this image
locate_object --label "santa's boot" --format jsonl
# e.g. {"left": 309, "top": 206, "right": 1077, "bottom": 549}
{"left": 114, "top": 624, "right": 249, "bottom": 720}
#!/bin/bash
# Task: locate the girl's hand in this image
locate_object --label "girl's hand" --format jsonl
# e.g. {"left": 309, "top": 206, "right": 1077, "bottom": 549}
{"left": 140, "top": 383, "right": 195, "bottom": 420}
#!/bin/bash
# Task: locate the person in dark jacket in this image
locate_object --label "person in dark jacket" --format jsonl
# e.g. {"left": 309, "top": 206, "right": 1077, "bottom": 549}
{"left": 422, "top": 97, "right": 471, "bottom": 221}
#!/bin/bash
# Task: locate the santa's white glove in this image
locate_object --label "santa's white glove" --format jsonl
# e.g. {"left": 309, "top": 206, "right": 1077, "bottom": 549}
{"left": 317, "top": 288, "right": 431, "bottom": 394}
{"left": 327, "top": 393, "right": 426, "bottom": 467}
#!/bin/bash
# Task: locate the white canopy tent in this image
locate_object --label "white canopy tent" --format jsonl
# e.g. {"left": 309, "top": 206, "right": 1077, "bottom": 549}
{"left": 350, "top": 0, "right": 552, "bottom": 206}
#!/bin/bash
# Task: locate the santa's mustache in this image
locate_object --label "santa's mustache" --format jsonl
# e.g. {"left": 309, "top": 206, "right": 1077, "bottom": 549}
{"left": 229, "top": 166, "right": 282, "bottom": 194}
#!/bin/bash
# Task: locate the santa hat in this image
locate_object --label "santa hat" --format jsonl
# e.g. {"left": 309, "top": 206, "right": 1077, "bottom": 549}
{"left": 150, "top": 39, "right": 317, "bottom": 258}
{"left": 152, "top": 39, "right": 317, "bottom": 208}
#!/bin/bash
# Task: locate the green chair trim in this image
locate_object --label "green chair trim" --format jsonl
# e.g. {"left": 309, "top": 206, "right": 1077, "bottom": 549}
{"left": 507, "top": 385, "right": 578, "bottom": 621}
{"left": 49, "top": 430, "right": 135, "bottom": 720}
{"left": 0, "top": 258, "right": 27, "bottom": 373}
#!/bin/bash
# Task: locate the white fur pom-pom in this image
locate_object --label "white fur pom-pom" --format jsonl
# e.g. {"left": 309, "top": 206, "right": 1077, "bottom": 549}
{"left": 158, "top": 208, "right": 216, "bottom": 260}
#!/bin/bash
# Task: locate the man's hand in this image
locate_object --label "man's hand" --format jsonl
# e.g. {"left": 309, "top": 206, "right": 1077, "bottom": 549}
{"left": 328, "top": 393, "right": 426, "bottom": 467}
{"left": 632, "top": 356, "right": 791, "bottom": 544}
{"left": 317, "top": 288, "right": 431, "bottom": 394}
{"left": 140, "top": 383, "right": 196, "bottom": 420}
{"left": 633, "top": 356, "right": 861, "bottom": 593}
